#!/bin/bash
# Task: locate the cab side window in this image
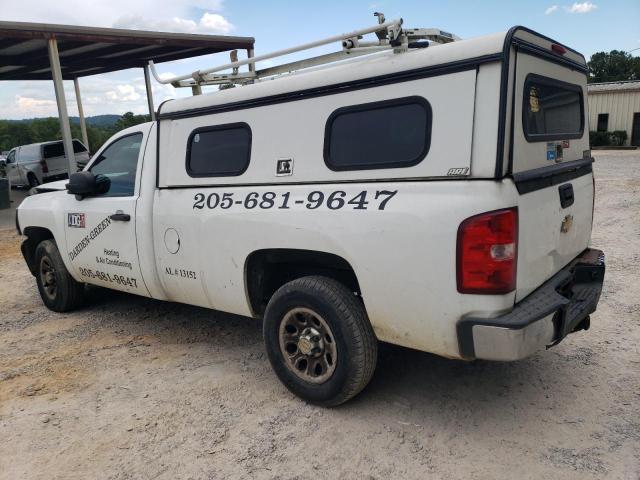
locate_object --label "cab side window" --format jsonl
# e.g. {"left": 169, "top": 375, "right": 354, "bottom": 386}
{"left": 89, "top": 133, "right": 143, "bottom": 197}
{"left": 6, "top": 151, "right": 16, "bottom": 163}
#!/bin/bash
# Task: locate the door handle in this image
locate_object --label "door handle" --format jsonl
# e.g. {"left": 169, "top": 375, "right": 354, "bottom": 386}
{"left": 110, "top": 210, "right": 130, "bottom": 222}
{"left": 558, "top": 184, "right": 574, "bottom": 209}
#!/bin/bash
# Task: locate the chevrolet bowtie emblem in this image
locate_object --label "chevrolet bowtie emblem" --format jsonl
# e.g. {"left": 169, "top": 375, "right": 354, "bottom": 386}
{"left": 561, "top": 214, "right": 574, "bottom": 233}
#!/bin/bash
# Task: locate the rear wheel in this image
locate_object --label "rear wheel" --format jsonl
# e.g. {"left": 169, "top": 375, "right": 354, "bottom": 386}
{"left": 27, "top": 173, "right": 39, "bottom": 188}
{"left": 35, "top": 240, "right": 84, "bottom": 312}
{"left": 263, "top": 276, "right": 377, "bottom": 406}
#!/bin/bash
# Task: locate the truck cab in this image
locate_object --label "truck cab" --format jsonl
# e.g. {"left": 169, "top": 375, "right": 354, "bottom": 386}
{"left": 16, "top": 23, "right": 605, "bottom": 406}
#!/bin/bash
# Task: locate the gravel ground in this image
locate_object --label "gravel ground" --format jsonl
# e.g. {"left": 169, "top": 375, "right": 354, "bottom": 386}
{"left": 0, "top": 151, "right": 638, "bottom": 480}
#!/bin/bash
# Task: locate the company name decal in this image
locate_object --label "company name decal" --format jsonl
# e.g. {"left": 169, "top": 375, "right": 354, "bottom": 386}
{"left": 69, "top": 216, "right": 112, "bottom": 261}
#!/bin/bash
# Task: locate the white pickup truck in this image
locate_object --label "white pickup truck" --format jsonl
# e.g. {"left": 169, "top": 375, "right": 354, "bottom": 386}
{"left": 4, "top": 139, "right": 90, "bottom": 188}
{"left": 16, "top": 24, "right": 605, "bottom": 406}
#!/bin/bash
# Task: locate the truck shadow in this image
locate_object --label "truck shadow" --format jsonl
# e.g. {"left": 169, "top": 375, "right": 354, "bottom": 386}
{"left": 84, "top": 286, "right": 587, "bottom": 424}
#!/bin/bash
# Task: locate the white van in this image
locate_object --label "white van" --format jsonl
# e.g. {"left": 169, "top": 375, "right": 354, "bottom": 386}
{"left": 17, "top": 21, "right": 605, "bottom": 406}
{"left": 5, "top": 139, "right": 89, "bottom": 188}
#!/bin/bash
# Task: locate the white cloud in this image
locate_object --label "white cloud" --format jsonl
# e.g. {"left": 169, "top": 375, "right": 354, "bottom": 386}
{"left": 113, "top": 13, "right": 234, "bottom": 34}
{"left": 545, "top": 5, "right": 559, "bottom": 14}
{"left": 4, "top": 73, "right": 181, "bottom": 118}
{"left": 14, "top": 96, "right": 57, "bottom": 117}
{"left": 105, "top": 84, "right": 142, "bottom": 102}
{"left": 199, "top": 12, "right": 233, "bottom": 33}
{"left": 3, "top": 0, "right": 233, "bottom": 33}
{"left": 565, "top": 2, "right": 597, "bottom": 13}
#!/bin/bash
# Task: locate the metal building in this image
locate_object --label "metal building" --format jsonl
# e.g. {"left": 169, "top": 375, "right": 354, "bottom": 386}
{"left": 587, "top": 80, "right": 640, "bottom": 146}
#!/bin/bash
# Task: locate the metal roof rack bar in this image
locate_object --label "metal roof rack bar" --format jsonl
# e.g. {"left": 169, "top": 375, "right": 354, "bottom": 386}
{"left": 149, "top": 16, "right": 404, "bottom": 87}
{"left": 148, "top": 13, "right": 461, "bottom": 89}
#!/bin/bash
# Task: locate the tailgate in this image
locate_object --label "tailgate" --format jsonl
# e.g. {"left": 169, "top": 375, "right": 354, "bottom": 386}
{"left": 511, "top": 51, "right": 593, "bottom": 301}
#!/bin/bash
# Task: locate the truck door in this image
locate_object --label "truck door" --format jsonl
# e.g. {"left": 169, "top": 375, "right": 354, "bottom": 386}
{"left": 5, "top": 149, "right": 20, "bottom": 185}
{"left": 63, "top": 129, "right": 151, "bottom": 297}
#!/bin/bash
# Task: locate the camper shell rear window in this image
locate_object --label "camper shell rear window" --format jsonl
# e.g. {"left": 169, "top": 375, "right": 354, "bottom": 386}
{"left": 522, "top": 74, "right": 584, "bottom": 142}
{"left": 324, "top": 96, "right": 432, "bottom": 171}
{"left": 186, "top": 123, "right": 252, "bottom": 177}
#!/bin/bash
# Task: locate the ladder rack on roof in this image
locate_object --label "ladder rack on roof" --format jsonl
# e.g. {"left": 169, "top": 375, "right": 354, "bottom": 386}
{"left": 149, "top": 13, "right": 460, "bottom": 89}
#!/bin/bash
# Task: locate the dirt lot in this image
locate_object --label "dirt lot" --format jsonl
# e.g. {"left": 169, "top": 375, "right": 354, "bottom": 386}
{"left": 0, "top": 151, "right": 638, "bottom": 480}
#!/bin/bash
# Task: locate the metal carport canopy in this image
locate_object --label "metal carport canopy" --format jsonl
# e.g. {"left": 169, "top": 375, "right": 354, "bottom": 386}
{"left": 0, "top": 21, "right": 254, "bottom": 173}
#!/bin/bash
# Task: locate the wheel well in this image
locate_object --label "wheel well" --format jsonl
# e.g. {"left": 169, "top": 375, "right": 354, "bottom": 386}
{"left": 245, "top": 249, "right": 360, "bottom": 317}
{"left": 21, "top": 226, "right": 54, "bottom": 275}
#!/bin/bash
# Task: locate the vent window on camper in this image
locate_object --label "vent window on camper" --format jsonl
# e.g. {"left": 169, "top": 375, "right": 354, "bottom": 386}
{"left": 186, "top": 123, "right": 252, "bottom": 177}
{"left": 522, "top": 74, "right": 584, "bottom": 142}
{"left": 324, "top": 96, "right": 432, "bottom": 171}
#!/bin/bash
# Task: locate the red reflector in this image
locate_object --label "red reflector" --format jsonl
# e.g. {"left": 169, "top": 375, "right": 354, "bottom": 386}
{"left": 551, "top": 44, "right": 567, "bottom": 55}
{"left": 40, "top": 159, "right": 49, "bottom": 173}
{"left": 457, "top": 208, "right": 518, "bottom": 294}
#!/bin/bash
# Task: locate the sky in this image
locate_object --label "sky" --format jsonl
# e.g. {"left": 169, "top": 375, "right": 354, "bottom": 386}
{"left": 0, "top": 0, "right": 638, "bottom": 120}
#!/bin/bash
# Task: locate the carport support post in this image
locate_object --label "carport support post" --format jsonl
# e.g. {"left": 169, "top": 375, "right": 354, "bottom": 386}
{"left": 48, "top": 37, "right": 76, "bottom": 175}
{"left": 73, "top": 78, "right": 90, "bottom": 152}
{"left": 143, "top": 66, "right": 156, "bottom": 120}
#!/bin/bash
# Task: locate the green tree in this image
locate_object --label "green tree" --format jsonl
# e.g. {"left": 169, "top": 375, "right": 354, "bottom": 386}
{"left": 0, "top": 112, "right": 149, "bottom": 153}
{"left": 115, "top": 111, "right": 150, "bottom": 130}
{"left": 588, "top": 50, "right": 640, "bottom": 83}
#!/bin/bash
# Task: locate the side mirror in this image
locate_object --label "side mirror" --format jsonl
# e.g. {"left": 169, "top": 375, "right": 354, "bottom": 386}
{"left": 66, "top": 171, "right": 110, "bottom": 199}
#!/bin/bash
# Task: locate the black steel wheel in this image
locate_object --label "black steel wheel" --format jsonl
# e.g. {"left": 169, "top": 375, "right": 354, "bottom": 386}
{"left": 34, "top": 240, "right": 84, "bottom": 312}
{"left": 27, "top": 173, "right": 39, "bottom": 188}
{"left": 278, "top": 307, "right": 338, "bottom": 384}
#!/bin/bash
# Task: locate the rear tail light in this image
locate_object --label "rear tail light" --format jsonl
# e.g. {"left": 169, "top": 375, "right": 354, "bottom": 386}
{"left": 456, "top": 208, "right": 518, "bottom": 294}
{"left": 40, "top": 159, "right": 48, "bottom": 173}
{"left": 551, "top": 43, "right": 567, "bottom": 55}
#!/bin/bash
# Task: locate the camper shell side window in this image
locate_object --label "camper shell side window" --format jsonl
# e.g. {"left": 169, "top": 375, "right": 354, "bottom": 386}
{"left": 186, "top": 122, "right": 252, "bottom": 177}
{"left": 522, "top": 74, "right": 584, "bottom": 142}
{"left": 323, "top": 96, "right": 432, "bottom": 171}
{"left": 42, "top": 142, "right": 65, "bottom": 159}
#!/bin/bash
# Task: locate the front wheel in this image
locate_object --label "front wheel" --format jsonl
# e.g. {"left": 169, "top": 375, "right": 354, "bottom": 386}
{"left": 263, "top": 276, "right": 377, "bottom": 406}
{"left": 35, "top": 240, "right": 84, "bottom": 312}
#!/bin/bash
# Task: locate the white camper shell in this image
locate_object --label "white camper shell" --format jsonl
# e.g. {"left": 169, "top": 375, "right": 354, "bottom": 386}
{"left": 17, "top": 22, "right": 605, "bottom": 406}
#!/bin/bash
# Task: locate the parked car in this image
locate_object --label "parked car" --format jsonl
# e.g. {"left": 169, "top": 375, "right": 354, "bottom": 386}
{"left": 4, "top": 139, "right": 89, "bottom": 188}
{"left": 16, "top": 23, "right": 604, "bottom": 406}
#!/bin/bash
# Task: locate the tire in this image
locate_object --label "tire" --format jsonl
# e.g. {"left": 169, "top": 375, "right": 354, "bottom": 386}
{"left": 28, "top": 173, "right": 39, "bottom": 188}
{"left": 34, "top": 240, "right": 84, "bottom": 312}
{"left": 263, "top": 276, "right": 377, "bottom": 407}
